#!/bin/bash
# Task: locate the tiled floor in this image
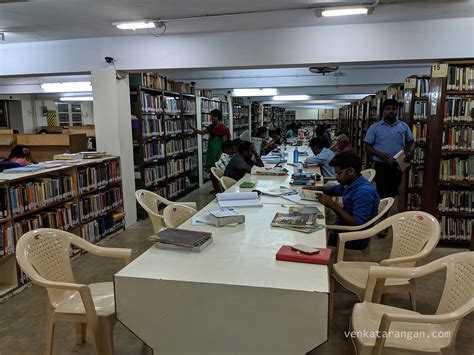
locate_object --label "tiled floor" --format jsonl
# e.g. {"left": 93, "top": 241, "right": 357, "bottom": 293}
{"left": 0, "top": 182, "right": 472, "bottom": 354}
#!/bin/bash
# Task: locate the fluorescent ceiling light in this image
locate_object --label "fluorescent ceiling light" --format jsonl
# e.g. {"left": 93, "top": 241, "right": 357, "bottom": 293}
{"left": 233, "top": 88, "right": 277, "bottom": 97}
{"left": 273, "top": 95, "right": 310, "bottom": 101}
{"left": 319, "top": 7, "right": 369, "bottom": 17}
{"left": 60, "top": 96, "right": 93, "bottom": 102}
{"left": 41, "top": 81, "right": 92, "bottom": 93}
{"left": 114, "top": 21, "right": 156, "bottom": 30}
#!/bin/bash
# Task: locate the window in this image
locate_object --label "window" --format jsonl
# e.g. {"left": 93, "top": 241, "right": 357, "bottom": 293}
{"left": 56, "top": 103, "right": 83, "bottom": 126}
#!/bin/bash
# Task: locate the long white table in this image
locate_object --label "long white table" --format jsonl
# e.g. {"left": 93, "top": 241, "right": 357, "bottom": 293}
{"left": 115, "top": 153, "right": 330, "bottom": 355}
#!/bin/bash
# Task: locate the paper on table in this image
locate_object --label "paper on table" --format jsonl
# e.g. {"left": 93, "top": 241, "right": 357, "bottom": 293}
{"left": 394, "top": 150, "right": 410, "bottom": 172}
{"left": 281, "top": 194, "right": 321, "bottom": 206}
{"left": 216, "top": 192, "right": 262, "bottom": 207}
{"left": 209, "top": 208, "right": 239, "bottom": 218}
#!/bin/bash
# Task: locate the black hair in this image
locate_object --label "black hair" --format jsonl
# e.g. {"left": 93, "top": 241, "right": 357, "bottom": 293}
{"left": 329, "top": 151, "right": 362, "bottom": 175}
{"left": 8, "top": 145, "right": 28, "bottom": 160}
{"left": 256, "top": 126, "right": 268, "bottom": 137}
{"left": 233, "top": 138, "right": 243, "bottom": 147}
{"left": 315, "top": 125, "right": 326, "bottom": 136}
{"left": 238, "top": 140, "right": 253, "bottom": 154}
{"left": 210, "top": 109, "right": 222, "bottom": 121}
{"left": 309, "top": 136, "right": 327, "bottom": 150}
{"left": 221, "top": 140, "right": 236, "bottom": 151}
{"left": 382, "top": 99, "right": 400, "bottom": 110}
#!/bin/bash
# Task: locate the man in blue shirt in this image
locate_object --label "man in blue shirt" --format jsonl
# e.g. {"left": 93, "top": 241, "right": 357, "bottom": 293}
{"left": 306, "top": 152, "right": 380, "bottom": 249}
{"left": 303, "top": 136, "right": 335, "bottom": 177}
{"left": 364, "top": 99, "right": 415, "bottom": 199}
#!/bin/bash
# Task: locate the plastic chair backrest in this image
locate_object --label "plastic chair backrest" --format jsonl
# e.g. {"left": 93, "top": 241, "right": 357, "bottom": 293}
{"left": 211, "top": 166, "right": 224, "bottom": 179}
{"left": 163, "top": 204, "right": 197, "bottom": 228}
{"left": 436, "top": 252, "right": 474, "bottom": 341}
{"left": 220, "top": 176, "right": 236, "bottom": 191}
{"left": 361, "top": 168, "right": 376, "bottom": 183}
{"left": 16, "top": 229, "right": 83, "bottom": 305}
{"left": 389, "top": 211, "right": 440, "bottom": 267}
{"left": 135, "top": 189, "right": 165, "bottom": 232}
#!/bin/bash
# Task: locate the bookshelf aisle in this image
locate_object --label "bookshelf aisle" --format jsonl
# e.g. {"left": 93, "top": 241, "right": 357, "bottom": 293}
{"left": 200, "top": 96, "right": 220, "bottom": 183}
{"left": 130, "top": 82, "right": 199, "bottom": 217}
{"left": 0, "top": 157, "right": 125, "bottom": 299}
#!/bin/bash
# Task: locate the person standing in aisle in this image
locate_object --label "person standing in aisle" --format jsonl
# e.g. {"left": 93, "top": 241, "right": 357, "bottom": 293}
{"left": 190, "top": 109, "right": 230, "bottom": 193}
{"left": 364, "top": 98, "right": 414, "bottom": 235}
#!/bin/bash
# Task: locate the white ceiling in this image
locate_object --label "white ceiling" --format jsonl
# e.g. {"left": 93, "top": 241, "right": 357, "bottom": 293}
{"left": 0, "top": 0, "right": 472, "bottom": 43}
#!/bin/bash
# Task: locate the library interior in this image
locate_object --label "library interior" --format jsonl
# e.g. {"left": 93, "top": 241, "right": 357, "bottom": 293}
{"left": 0, "top": 0, "right": 473, "bottom": 354}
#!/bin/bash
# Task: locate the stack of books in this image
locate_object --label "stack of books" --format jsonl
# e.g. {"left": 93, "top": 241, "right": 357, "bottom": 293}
{"left": 289, "top": 172, "right": 319, "bottom": 186}
{"left": 155, "top": 228, "right": 213, "bottom": 252}
{"left": 271, "top": 211, "right": 325, "bottom": 234}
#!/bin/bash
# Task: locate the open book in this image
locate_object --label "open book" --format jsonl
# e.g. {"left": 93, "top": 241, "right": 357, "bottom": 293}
{"left": 216, "top": 192, "right": 263, "bottom": 207}
{"left": 394, "top": 150, "right": 410, "bottom": 172}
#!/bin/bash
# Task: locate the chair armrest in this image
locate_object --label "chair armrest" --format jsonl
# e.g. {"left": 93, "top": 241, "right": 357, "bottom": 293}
{"left": 336, "top": 229, "right": 379, "bottom": 262}
{"left": 84, "top": 245, "right": 133, "bottom": 265}
{"left": 180, "top": 202, "right": 198, "bottom": 209}
{"left": 326, "top": 224, "right": 363, "bottom": 232}
{"left": 380, "top": 252, "right": 428, "bottom": 266}
{"left": 32, "top": 272, "right": 88, "bottom": 291}
{"left": 363, "top": 264, "right": 445, "bottom": 302}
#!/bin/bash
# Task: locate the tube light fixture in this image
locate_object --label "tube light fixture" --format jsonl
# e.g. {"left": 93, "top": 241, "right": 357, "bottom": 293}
{"left": 114, "top": 20, "right": 156, "bottom": 30}
{"left": 273, "top": 95, "right": 310, "bottom": 101}
{"left": 233, "top": 88, "right": 278, "bottom": 97}
{"left": 59, "top": 96, "right": 93, "bottom": 102}
{"left": 316, "top": 7, "right": 371, "bottom": 17}
{"left": 41, "top": 81, "right": 92, "bottom": 93}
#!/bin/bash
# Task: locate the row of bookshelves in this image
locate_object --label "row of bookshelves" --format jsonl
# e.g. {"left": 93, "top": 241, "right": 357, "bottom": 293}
{"left": 10, "top": 176, "right": 75, "bottom": 217}
{"left": 439, "top": 156, "right": 473, "bottom": 181}
{"left": 144, "top": 165, "right": 166, "bottom": 187}
{"left": 79, "top": 186, "right": 122, "bottom": 222}
{"left": 201, "top": 99, "right": 220, "bottom": 112}
{"left": 77, "top": 160, "right": 121, "bottom": 193}
{"left": 440, "top": 217, "right": 472, "bottom": 241}
{"left": 445, "top": 97, "right": 474, "bottom": 121}
{"left": 441, "top": 126, "right": 473, "bottom": 151}
{"left": 81, "top": 211, "right": 125, "bottom": 244}
{"left": 439, "top": 190, "right": 473, "bottom": 212}
{"left": 166, "top": 159, "right": 185, "bottom": 178}
{"left": 131, "top": 73, "right": 194, "bottom": 95}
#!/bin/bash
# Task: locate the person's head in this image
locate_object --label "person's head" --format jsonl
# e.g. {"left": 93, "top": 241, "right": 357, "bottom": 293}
{"left": 256, "top": 126, "right": 268, "bottom": 139}
{"left": 315, "top": 125, "right": 326, "bottom": 137}
{"left": 237, "top": 140, "right": 254, "bottom": 160}
{"left": 275, "top": 128, "right": 282, "bottom": 136}
{"left": 221, "top": 140, "right": 236, "bottom": 155}
{"left": 336, "top": 134, "right": 350, "bottom": 148}
{"left": 8, "top": 145, "right": 29, "bottom": 160}
{"left": 269, "top": 129, "right": 277, "bottom": 138}
{"left": 382, "top": 99, "right": 400, "bottom": 122}
{"left": 308, "top": 136, "right": 327, "bottom": 155}
{"left": 329, "top": 151, "right": 362, "bottom": 185}
{"left": 210, "top": 109, "right": 222, "bottom": 124}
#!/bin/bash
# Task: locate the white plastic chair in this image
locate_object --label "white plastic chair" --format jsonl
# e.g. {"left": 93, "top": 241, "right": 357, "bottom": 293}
{"left": 332, "top": 211, "right": 440, "bottom": 312}
{"left": 135, "top": 189, "right": 197, "bottom": 233}
{"left": 16, "top": 228, "right": 132, "bottom": 355}
{"left": 326, "top": 197, "right": 394, "bottom": 261}
{"left": 350, "top": 252, "right": 474, "bottom": 354}
{"left": 361, "top": 168, "right": 376, "bottom": 183}
{"left": 211, "top": 167, "right": 225, "bottom": 192}
{"left": 220, "top": 176, "right": 237, "bottom": 191}
{"left": 163, "top": 204, "right": 198, "bottom": 228}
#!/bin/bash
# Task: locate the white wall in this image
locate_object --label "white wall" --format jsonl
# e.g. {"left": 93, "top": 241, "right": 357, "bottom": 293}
{"left": 1, "top": 17, "right": 473, "bottom": 76}
{"left": 296, "top": 109, "right": 318, "bottom": 120}
{"left": 34, "top": 100, "right": 94, "bottom": 127}
{"left": 0, "top": 94, "right": 35, "bottom": 133}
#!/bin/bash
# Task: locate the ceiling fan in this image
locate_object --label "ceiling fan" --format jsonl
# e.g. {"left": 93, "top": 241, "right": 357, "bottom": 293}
{"left": 309, "top": 66, "right": 340, "bottom": 76}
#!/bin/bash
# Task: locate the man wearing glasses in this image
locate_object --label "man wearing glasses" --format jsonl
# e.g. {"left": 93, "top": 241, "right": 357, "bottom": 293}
{"left": 305, "top": 151, "right": 380, "bottom": 250}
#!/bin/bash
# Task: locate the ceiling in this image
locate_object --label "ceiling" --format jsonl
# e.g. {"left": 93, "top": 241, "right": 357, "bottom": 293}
{"left": 0, "top": 0, "right": 472, "bottom": 43}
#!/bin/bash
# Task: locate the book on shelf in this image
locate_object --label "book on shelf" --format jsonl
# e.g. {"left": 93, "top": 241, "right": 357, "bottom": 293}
{"left": 439, "top": 156, "right": 474, "bottom": 181}
{"left": 444, "top": 96, "right": 474, "bottom": 122}
{"left": 441, "top": 126, "right": 473, "bottom": 150}
{"left": 0, "top": 224, "right": 14, "bottom": 257}
{"left": 276, "top": 245, "right": 331, "bottom": 265}
{"left": 439, "top": 190, "right": 473, "bottom": 212}
{"left": 447, "top": 66, "right": 474, "bottom": 91}
{"left": 440, "top": 216, "right": 472, "bottom": 241}
{"left": 216, "top": 192, "right": 262, "bottom": 208}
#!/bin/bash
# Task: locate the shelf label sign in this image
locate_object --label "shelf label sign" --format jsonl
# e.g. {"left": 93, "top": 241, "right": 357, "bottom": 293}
{"left": 431, "top": 64, "right": 448, "bottom": 78}
{"left": 404, "top": 78, "right": 417, "bottom": 89}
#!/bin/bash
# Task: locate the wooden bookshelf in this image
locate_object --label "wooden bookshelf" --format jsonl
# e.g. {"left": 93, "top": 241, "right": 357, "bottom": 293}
{"left": 131, "top": 86, "right": 199, "bottom": 218}
{"left": 0, "top": 157, "right": 124, "bottom": 298}
{"left": 232, "top": 98, "right": 250, "bottom": 138}
{"left": 420, "top": 62, "right": 474, "bottom": 250}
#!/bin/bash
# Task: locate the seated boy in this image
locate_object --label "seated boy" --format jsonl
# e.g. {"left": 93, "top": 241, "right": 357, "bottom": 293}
{"left": 309, "top": 151, "right": 380, "bottom": 249}
{"left": 224, "top": 141, "right": 264, "bottom": 181}
{"left": 215, "top": 140, "right": 237, "bottom": 171}
{"left": 304, "top": 137, "right": 335, "bottom": 177}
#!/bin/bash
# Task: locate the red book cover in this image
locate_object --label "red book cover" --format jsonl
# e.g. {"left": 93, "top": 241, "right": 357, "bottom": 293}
{"left": 276, "top": 245, "right": 332, "bottom": 265}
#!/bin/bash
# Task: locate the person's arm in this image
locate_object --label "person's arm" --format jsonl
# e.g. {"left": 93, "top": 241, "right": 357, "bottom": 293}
{"left": 365, "top": 143, "right": 391, "bottom": 164}
{"left": 318, "top": 195, "right": 357, "bottom": 225}
{"left": 253, "top": 148, "right": 264, "bottom": 167}
{"left": 302, "top": 185, "right": 335, "bottom": 195}
{"left": 188, "top": 122, "right": 208, "bottom": 135}
{"left": 404, "top": 127, "right": 415, "bottom": 162}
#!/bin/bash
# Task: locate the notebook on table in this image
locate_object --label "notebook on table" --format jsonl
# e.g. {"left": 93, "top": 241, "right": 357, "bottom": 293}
{"left": 276, "top": 245, "right": 332, "bottom": 265}
{"left": 156, "top": 228, "right": 212, "bottom": 248}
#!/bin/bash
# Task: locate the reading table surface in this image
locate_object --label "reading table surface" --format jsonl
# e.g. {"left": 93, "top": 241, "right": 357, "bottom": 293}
{"left": 115, "top": 146, "right": 330, "bottom": 355}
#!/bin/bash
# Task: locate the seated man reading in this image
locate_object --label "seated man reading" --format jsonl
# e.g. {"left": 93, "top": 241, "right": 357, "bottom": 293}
{"left": 309, "top": 151, "right": 380, "bottom": 249}
{"left": 224, "top": 140, "right": 264, "bottom": 181}
{"left": 303, "top": 137, "right": 335, "bottom": 178}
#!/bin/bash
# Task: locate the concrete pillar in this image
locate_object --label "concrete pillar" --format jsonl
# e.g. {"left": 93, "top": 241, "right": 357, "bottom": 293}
{"left": 91, "top": 69, "right": 137, "bottom": 226}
